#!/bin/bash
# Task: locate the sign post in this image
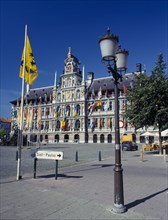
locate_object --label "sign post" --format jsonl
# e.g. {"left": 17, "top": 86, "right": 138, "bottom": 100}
{"left": 34, "top": 151, "right": 63, "bottom": 179}
{"left": 55, "top": 160, "right": 58, "bottom": 180}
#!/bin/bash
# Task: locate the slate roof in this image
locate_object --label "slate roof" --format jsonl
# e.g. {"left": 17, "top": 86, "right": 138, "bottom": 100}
{"left": 10, "top": 86, "right": 53, "bottom": 104}
{"left": 88, "top": 73, "right": 135, "bottom": 93}
{"left": 10, "top": 73, "right": 136, "bottom": 105}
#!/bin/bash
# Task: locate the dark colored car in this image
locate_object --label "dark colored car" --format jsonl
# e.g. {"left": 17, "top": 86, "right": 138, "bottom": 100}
{"left": 122, "top": 141, "right": 138, "bottom": 151}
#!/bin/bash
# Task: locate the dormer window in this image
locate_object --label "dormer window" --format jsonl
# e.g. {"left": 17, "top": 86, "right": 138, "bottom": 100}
{"left": 66, "top": 63, "right": 72, "bottom": 72}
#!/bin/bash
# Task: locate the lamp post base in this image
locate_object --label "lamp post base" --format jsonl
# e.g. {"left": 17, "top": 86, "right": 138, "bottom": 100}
{"left": 112, "top": 204, "right": 127, "bottom": 214}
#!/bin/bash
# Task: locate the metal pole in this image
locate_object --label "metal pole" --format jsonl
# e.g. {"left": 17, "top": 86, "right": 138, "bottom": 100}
{"left": 16, "top": 129, "right": 22, "bottom": 180}
{"left": 112, "top": 69, "right": 126, "bottom": 213}
{"left": 55, "top": 160, "right": 58, "bottom": 180}
{"left": 16, "top": 25, "right": 27, "bottom": 180}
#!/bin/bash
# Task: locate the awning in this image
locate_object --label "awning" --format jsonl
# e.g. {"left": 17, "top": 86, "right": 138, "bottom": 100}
{"left": 140, "top": 131, "right": 155, "bottom": 136}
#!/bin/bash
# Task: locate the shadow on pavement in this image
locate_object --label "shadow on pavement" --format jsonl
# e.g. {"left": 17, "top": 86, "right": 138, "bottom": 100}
{"left": 0, "top": 179, "right": 19, "bottom": 184}
{"left": 0, "top": 176, "right": 33, "bottom": 184}
{"left": 64, "top": 163, "right": 115, "bottom": 175}
{"left": 37, "top": 173, "right": 83, "bottom": 179}
{"left": 91, "top": 164, "right": 115, "bottom": 168}
{"left": 126, "top": 188, "right": 168, "bottom": 209}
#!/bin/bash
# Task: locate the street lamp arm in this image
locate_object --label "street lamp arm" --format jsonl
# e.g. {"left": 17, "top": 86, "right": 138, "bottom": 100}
{"left": 107, "top": 65, "right": 122, "bottom": 82}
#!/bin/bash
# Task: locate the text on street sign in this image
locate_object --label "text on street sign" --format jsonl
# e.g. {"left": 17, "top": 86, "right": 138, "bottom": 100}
{"left": 36, "top": 151, "right": 63, "bottom": 160}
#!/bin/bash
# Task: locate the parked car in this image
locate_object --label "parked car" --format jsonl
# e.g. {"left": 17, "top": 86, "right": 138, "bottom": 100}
{"left": 122, "top": 141, "right": 138, "bottom": 151}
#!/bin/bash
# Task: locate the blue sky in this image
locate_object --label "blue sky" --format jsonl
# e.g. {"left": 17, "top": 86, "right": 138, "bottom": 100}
{"left": 0, "top": 0, "right": 167, "bottom": 118}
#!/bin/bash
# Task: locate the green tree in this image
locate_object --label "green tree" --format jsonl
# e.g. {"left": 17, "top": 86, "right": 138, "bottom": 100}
{"left": 0, "top": 128, "right": 6, "bottom": 139}
{"left": 9, "top": 128, "right": 18, "bottom": 146}
{"left": 125, "top": 53, "right": 168, "bottom": 153}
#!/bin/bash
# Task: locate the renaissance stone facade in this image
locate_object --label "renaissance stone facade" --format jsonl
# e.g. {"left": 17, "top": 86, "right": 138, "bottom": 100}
{"left": 10, "top": 48, "right": 137, "bottom": 144}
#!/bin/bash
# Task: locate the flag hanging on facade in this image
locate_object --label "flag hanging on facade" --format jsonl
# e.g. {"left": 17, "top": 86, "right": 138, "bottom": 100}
{"left": 98, "top": 86, "right": 102, "bottom": 99}
{"left": 123, "top": 84, "right": 127, "bottom": 95}
{"left": 91, "top": 88, "right": 95, "bottom": 99}
{"left": 74, "top": 104, "right": 78, "bottom": 116}
{"left": 61, "top": 118, "right": 66, "bottom": 129}
{"left": 104, "top": 99, "right": 109, "bottom": 111}
{"left": 98, "top": 118, "right": 102, "bottom": 129}
{"left": 105, "top": 88, "right": 109, "bottom": 98}
{"left": 93, "top": 101, "right": 102, "bottom": 110}
{"left": 37, "top": 107, "right": 42, "bottom": 127}
{"left": 107, "top": 118, "right": 111, "bottom": 128}
{"left": 19, "top": 35, "right": 38, "bottom": 85}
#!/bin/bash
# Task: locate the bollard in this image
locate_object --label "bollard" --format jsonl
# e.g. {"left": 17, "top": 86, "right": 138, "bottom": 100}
{"left": 16, "top": 151, "right": 18, "bottom": 161}
{"left": 99, "top": 151, "right": 102, "bottom": 161}
{"left": 163, "top": 149, "right": 166, "bottom": 162}
{"left": 75, "top": 151, "right": 78, "bottom": 162}
{"left": 140, "top": 149, "right": 143, "bottom": 162}
{"left": 33, "top": 158, "right": 37, "bottom": 178}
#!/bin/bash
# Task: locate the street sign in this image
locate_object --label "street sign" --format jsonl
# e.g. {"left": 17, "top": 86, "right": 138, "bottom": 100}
{"left": 35, "top": 151, "right": 63, "bottom": 160}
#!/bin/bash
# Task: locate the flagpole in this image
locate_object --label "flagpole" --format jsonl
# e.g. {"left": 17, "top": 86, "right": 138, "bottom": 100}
{"left": 16, "top": 25, "right": 27, "bottom": 180}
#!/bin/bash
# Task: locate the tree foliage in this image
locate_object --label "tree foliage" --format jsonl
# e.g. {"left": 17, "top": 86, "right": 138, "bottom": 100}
{"left": 0, "top": 128, "right": 6, "bottom": 139}
{"left": 9, "top": 129, "right": 18, "bottom": 146}
{"left": 125, "top": 53, "right": 168, "bottom": 132}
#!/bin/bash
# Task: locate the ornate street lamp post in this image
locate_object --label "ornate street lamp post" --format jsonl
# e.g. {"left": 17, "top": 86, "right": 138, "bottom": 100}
{"left": 99, "top": 28, "right": 129, "bottom": 213}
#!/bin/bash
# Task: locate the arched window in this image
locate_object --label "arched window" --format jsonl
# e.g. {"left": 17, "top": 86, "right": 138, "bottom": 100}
{"left": 55, "top": 120, "right": 60, "bottom": 131}
{"left": 66, "top": 105, "right": 70, "bottom": 116}
{"left": 74, "top": 134, "right": 79, "bottom": 142}
{"left": 58, "top": 93, "right": 61, "bottom": 101}
{"left": 93, "top": 134, "right": 97, "bottom": 143}
{"left": 34, "top": 135, "right": 37, "bottom": 142}
{"left": 74, "top": 104, "right": 80, "bottom": 116}
{"left": 76, "top": 90, "right": 80, "bottom": 99}
{"left": 40, "top": 135, "right": 43, "bottom": 142}
{"left": 77, "top": 104, "right": 80, "bottom": 115}
{"left": 100, "top": 134, "right": 104, "bottom": 143}
{"left": 68, "top": 77, "right": 71, "bottom": 86}
{"left": 45, "top": 135, "right": 48, "bottom": 143}
{"left": 107, "top": 134, "right": 112, "bottom": 143}
{"left": 109, "top": 101, "right": 112, "bottom": 111}
{"left": 30, "top": 135, "right": 37, "bottom": 142}
{"left": 56, "top": 106, "right": 61, "bottom": 117}
{"left": 45, "top": 121, "right": 49, "bottom": 131}
{"left": 55, "top": 134, "right": 59, "bottom": 143}
{"left": 64, "top": 134, "right": 69, "bottom": 142}
{"left": 46, "top": 107, "right": 49, "bottom": 116}
{"left": 74, "top": 119, "right": 80, "bottom": 131}
{"left": 66, "top": 119, "right": 70, "bottom": 131}
{"left": 41, "top": 122, "right": 44, "bottom": 130}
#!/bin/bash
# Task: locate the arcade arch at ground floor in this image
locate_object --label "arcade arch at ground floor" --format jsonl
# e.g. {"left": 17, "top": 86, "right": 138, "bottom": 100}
{"left": 24, "top": 132, "right": 114, "bottom": 145}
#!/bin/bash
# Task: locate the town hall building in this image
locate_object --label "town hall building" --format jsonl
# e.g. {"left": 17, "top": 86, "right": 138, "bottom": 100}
{"left": 10, "top": 48, "right": 137, "bottom": 144}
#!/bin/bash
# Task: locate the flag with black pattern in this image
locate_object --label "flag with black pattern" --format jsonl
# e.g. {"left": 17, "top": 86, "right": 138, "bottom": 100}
{"left": 19, "top": 35, "right": 38, "bottom": 85}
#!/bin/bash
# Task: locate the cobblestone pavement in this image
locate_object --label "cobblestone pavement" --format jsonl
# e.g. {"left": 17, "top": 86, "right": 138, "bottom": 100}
{"left": 0, "top": 144, "right": 168, "bottom": 219}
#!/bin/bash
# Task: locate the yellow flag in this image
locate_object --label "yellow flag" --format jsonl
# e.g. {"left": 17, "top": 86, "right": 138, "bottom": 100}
{"left": 37, "top": 107, "right": 42, "bottom": 125}
{"left": 61, "top": 119, "right": 66, "bottom": 129}
{"left": 19, "top": 35, "right": 38, "bottom": 85}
